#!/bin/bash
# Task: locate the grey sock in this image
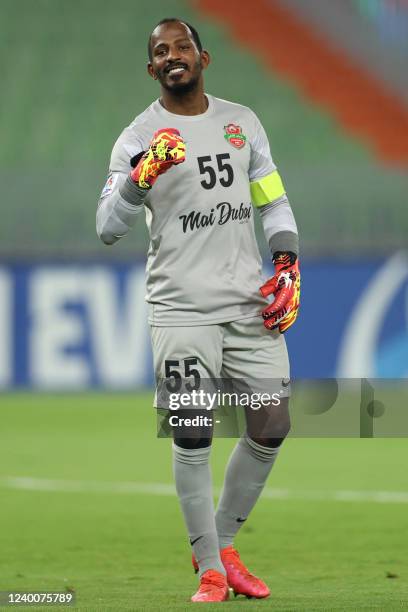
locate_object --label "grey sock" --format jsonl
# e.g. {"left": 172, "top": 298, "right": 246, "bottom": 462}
{"left": 172, "top": 443, "right": 225, "bottom": 577}
{"left": 215, "top": 436, "right": 280, "bottom": 550}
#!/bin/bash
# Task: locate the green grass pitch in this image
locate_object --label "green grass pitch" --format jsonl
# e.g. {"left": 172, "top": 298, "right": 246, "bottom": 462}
{"left": 0, "top": 393, "right": 407, "bottom": 611}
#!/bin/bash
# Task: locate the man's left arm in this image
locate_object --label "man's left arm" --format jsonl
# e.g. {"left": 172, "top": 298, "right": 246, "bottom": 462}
{"left": 249, "top": 114, "right": 300, "bottom": 333}
{"left": 251, "top": 175, "right": 299, "bottom": 257}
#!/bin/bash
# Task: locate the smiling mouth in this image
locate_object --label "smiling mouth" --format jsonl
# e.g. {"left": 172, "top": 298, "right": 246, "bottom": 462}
{"left": 166, "top": 65, "right": 188, "bottom": 75}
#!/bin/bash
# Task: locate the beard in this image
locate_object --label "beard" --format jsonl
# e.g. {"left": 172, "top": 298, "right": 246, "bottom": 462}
{"left": 157, "top": 59, "right": 202, "bottom": 96}
{"left": 162, "top": 73, "right": 200, "bottom": 95}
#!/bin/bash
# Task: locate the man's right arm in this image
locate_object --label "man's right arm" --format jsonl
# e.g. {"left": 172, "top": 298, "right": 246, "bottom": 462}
{"left": 96, "top": 127, "right": 186, "bottom": 245}
{"left": 96, "top": 170, "right": 148, "bottom": 245}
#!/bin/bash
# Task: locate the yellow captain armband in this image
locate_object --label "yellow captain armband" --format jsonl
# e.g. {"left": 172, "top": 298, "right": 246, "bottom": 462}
{"left": 250, "top": 171, "right": 286, "bottom": 208}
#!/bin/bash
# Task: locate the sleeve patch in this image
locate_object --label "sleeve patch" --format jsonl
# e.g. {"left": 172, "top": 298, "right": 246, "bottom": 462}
{"left": 100, "top": 173, "right": 119, "bottom": 199}
{"left": 250, "top": 171, "right": 285, "bottom": 207}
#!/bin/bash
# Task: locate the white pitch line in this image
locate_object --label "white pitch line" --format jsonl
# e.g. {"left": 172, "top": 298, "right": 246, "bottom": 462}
{"left": 1, "top": 476, "right": 408, "bottom": 504}
{"left": 0, "top": 477, "right": 175, "bottom": 496}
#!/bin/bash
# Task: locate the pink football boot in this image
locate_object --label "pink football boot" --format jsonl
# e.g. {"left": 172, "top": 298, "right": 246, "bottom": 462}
{"left": 192, "top": 546, "right": 270, "bottom": 599}
{"left": 191, "top": 569, "right": 229, "bottom": 603}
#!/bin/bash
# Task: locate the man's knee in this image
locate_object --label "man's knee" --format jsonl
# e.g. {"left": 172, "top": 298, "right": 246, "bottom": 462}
{"left": 246, "top": 398, "right": 291, "bottom": 446}
{"left": 250, "top": 413, "right": 291, "bottom": 447}
{"left": 169, "top": 408, "right": 214, "bottom": 448}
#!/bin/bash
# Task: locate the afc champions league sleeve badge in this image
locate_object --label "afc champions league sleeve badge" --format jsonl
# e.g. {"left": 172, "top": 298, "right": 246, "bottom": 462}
{"left": 100, "top": 173, "right": 119, "bottom": 199}
{"left": 224, "top": 123, "right": 247, "bottom": 149}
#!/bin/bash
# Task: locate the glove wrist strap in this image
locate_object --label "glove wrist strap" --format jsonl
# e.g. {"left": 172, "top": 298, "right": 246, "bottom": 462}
{"left": 119, "top": 175, "right": 150, "bottom": 205}
{"left": 273, "top": 251, "right": 297, "bottom": 266}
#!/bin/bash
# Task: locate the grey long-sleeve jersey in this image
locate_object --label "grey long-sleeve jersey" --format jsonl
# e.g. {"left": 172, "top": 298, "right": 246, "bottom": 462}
{"left": 97, "top": 94, "right": 298, "bottom": 326}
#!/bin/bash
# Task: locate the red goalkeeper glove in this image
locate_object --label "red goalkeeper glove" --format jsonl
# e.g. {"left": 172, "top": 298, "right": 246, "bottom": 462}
{"left": 260, "top": 252, "right": 300, "bottom": 333}
{"left": 130, "top": 128, "right": 186, "bottom": 189}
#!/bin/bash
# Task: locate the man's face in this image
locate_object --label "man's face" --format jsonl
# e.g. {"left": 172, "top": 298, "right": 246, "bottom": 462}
{"left": 148, "top": 22, "right": 209, "bottom": 94}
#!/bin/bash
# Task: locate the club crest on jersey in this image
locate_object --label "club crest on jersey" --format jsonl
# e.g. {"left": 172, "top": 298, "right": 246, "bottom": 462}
{"left": 224, "top": 124, "right": 246, "bottom": 149}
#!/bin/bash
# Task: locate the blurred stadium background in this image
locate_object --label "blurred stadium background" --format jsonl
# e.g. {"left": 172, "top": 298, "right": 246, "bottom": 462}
{"left": 1, "top": 1, "right": 407, "bottom": 609}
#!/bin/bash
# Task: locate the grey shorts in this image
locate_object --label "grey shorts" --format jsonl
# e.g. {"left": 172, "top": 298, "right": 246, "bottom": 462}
{"left": 150, "top": 316, "right": 290, "bottom": 409}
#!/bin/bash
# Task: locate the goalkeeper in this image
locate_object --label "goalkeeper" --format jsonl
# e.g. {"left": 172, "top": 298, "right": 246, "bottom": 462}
{"left": 97, "top": 17, "right": 300, "bottom": 604}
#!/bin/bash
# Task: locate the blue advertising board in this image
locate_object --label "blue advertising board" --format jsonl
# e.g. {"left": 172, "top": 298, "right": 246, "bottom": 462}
{"left": 0, "top": 253, "right": 406, "bottom": 389}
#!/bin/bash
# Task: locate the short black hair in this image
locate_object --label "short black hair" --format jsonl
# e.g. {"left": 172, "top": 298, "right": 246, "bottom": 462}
{"left": 148, "top": 18, "right": 203, "bottom": 61}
